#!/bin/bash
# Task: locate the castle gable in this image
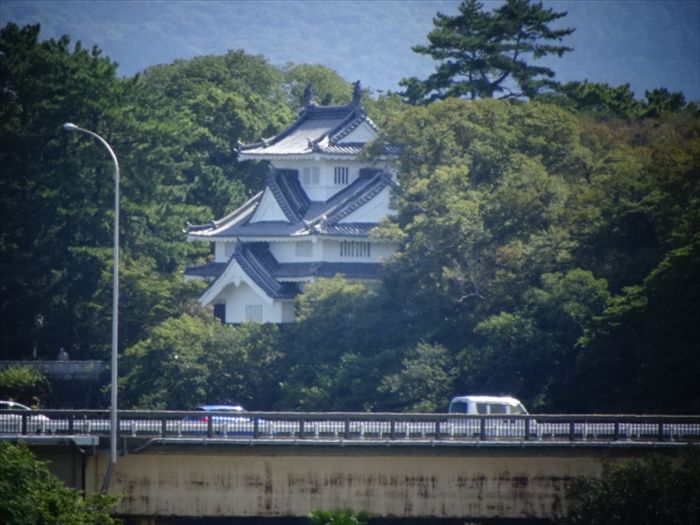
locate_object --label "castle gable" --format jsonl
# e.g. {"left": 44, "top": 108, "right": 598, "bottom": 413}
{"left": 250, "top": 188, "right": 287, "bottom": 222}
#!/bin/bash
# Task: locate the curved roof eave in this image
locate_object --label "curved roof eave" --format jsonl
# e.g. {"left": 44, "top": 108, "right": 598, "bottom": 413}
{"left": 186, "top": 191, "right": 262, "bottom": 237}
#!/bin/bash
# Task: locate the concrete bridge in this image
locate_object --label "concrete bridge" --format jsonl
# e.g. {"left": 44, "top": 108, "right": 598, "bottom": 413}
{"left": 3, "top": 410, "right": 698, "bottom": 524}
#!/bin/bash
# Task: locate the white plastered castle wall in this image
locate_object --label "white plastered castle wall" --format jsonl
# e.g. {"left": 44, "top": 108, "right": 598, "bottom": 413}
{"left": 222, "top": 281, "right": 294, "bottom": 323}
{"left": 268, "top": 240, "right": 318, "bottom": 263}
{"left": 271, "top": 158, "right": 369, "bottom": 201}
{"left": 339, "top": 186, "right": 395, "bottom": 223}
{"left": 250, "top": 188, "right": 287, "bottom": 222}
{"left": 337, "top": 121, "right": 377, "bottom": 143}
{"left": 214, "top": 241, "right": 236, "bottom": 262}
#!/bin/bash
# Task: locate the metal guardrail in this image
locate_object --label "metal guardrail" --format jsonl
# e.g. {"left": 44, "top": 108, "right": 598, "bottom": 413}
{"left": 2, "top": 410, "right": 700, "bottom": 443}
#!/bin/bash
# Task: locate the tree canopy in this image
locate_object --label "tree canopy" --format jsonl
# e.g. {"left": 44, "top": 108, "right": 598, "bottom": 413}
{"left": 563, "top": 451, "right": 700, "bottom": 525}
{"left": 1, "top": 21, "right": 698, "bottom": 415}
{"left": 401, "top": 0, "right": 574, "bottom": 102}
{"left": 0, "top": 442, "right": 120, "bottom": 524}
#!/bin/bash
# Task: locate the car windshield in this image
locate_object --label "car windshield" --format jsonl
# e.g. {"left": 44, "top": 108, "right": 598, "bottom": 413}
{"left": 448, "top": 400, "right": 468, "bottom": 413}
{"left": 510, "top": 403, "right": 528, "bottom": 415}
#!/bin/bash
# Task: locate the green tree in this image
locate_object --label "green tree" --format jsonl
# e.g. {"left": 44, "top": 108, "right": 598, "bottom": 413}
{"left": 546, "top": 81, "right": 690, "bottom": 120}
{"left": 641, "top": 88, "right": 688, "bottom": 118}
{"left": 375, "top": 98, "right": 585, "bottom": 346}
{"left": 371, "top": 94, "right": 699, "bottom": 414}
{"left": 0, "top": 23, "right": 121, "bottom": 360}
{"left": 282, "top": 277, "right": 383, "bottom": 410}
{"left": 563, "top": 451, "right": 700, "bottom": 525}
{"left": 277, "top": 276, "right": 414, "bottom": 411}
{"left": 283, "top": 63, "right": 353, "bottom": 110}
{"left": 120, "top": 312, "right": 285, "bottom": 409}
{"left": 1, "top": 25, "right": 296, "bottom": 364}
{"left": 462, "top": 269, "right": 610, "bottom": 410}
{"left": 552, "top": 81, "right": 641, "bottom": 119}
{"left": 310, "top": 508, "right": 369, "bottom": 525}
{"left": 0, "top": 367, "right": 50, "bottom": 407}
{"left": 576, "top": 236, "right": 700, "bottom": 413}
{"left": 379, "top": 342, "right": 457, "bottom": 412}
{"left": 120, "top": 313, "right": 216, "bottom": 409}
{"left": 0, "top": 442, "right": 120, "bottom": 524}
{"left": 202, "top": 321, "right": 284, "bottom": 410}
{"left": 136, "top": 50, "right": 293, "bottom": 215}
{"left": 401, "top": 0, "right": 573, "bottom": 102}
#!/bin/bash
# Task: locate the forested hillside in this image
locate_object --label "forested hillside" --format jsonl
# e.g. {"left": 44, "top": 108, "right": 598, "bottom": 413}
{"left": 1, "top": 22, "right": 698, "bottom": 414}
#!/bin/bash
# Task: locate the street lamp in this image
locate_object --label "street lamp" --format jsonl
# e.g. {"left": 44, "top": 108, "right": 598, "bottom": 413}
{"left": 63, "top": 122, "right": 119, "bottom": 492}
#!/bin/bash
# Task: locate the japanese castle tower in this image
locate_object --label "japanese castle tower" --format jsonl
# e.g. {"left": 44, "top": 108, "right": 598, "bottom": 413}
{"left": 185, "top": 82, "right": 399, "bottom": 323}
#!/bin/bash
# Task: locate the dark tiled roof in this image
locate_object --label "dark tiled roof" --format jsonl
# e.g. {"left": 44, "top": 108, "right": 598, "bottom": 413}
{"left": 238, "top": 88, "right": 393, "bottom": 158}
{"left": 185, "top": 262, "right": 226, "bottom": 279}
{"left": 316, "top": 223, "right": 378, "bottom": 236}
{"left": 267, "top": 169, "right": 310, "bottom": 222}
{"left": 233, "top": 243, "right": 300, "bottom": 299}
{"left": 186, "top": 192, "right": 261, "bottom": 235}
{"left": 323, "top": 170, "right": 392, "bottom": 224}
{"left": 275, "top": 262, "right": 384, "bottom": 280}
{"left": 189, "top": 168, "right": 396, "bottom": 240}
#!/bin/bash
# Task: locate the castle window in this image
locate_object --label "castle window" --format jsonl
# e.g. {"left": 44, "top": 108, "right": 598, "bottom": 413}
{"left": 334, "top": 166, "right": 349, "bottom": 185}
{"left": 295, "top": 241, "right": 312, "bottom": 257}
{"left": 245, "top": 304, "right": 263, "bottom": 322}
{"left": 340, "top": 241, "right": 371, "bottom": 258}
{"left": 302, "top": 167, "right": 320, "bottom": 185}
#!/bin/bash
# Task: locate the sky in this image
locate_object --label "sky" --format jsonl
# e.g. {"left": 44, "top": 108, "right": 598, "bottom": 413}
{"left": 1, "top": 0, "right": 699, "bottom": 101}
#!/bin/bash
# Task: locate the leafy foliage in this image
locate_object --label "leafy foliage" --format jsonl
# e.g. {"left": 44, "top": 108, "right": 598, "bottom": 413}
{"left": 283, "top": 63, "right": 353, "bottom": 110}
{"left": 372, "top": 97, "right": 699, "bottom": 413}
{"left": 2, "top": 21, "right": 698, "bottom": 416}
{"left": 401, "top": 0, "right": 573, "bottom": 102}
{"left": 379, "top": 342, "right": 457, "bottom": 412}
{"left": 0, "top": 367, "right": 51, "bottom": 406}
{"left": 309, "top": 508, "right": 369, "bottom": 525}
{"left": 0, "top": 24, "right": 290, "bottom": 364}
{"left": 120, "top": 311, "right": 283, "bottom": 409}
{"left": 542, "top": 80, "right": 693, "bottom": 120}
{"left": 563, "top": 451, "right": 700, "bottom": 525}
{"left": 0, "top": 442, "right": 121, "bottom": 524}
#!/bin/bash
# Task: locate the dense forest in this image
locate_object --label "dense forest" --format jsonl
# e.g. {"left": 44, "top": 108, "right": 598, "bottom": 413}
{"left": 1, "top": 6, "right": 698, "bottom": 415}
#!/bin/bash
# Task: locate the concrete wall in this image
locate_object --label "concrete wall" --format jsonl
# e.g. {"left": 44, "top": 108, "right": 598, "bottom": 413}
{"left": 84, "top": 443, "right": 648, "bottom": 521}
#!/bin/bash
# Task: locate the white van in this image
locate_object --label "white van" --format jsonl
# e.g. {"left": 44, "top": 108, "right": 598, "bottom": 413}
{"left": 448, "top": 395, "right": 528, "bottom": 416}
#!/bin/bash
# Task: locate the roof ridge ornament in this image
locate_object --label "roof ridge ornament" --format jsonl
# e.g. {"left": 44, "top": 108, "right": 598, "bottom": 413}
{"left": 303, "top": 83, "right": 314, "bottom": 109}
{"left": 352, "top": 80, "right": 362, "bottom": 107}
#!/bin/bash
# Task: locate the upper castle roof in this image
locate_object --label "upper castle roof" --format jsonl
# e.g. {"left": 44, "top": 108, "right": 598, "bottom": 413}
{"left": 237, "top": 81, "right": 399, "bottom": 158}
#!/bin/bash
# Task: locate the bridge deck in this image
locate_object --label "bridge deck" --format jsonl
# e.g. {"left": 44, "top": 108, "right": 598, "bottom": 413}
{"left": 2, "top": 410, "right": 699, "bottom": 444}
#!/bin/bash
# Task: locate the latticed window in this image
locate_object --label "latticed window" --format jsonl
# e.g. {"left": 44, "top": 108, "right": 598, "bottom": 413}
{"left": 245, "top": 304, "right": 263, "bottom": 321}
{"left": 334, "top": 166, "right": 349, "bottom": 185}
{"left": 340, "top": 241, "right": 371, "bottom": 258}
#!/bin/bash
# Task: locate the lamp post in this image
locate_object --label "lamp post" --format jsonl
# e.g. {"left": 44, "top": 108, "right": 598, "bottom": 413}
{"left": 63, "top": 123, "right": 119, "bottom": 491}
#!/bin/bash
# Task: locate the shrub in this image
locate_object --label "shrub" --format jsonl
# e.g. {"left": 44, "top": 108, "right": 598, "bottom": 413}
{"left": 0, "top": 367, "right": 50, "bottom": 406}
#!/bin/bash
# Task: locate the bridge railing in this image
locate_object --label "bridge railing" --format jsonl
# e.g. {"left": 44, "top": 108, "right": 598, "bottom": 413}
{"left": 2, "top": 410, "right": 699, "bottom": 443}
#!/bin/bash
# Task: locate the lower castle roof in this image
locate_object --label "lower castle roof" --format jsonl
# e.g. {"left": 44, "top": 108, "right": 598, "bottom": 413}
{"left": 186, "top": 243, "right": 385, "bottom": 302}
